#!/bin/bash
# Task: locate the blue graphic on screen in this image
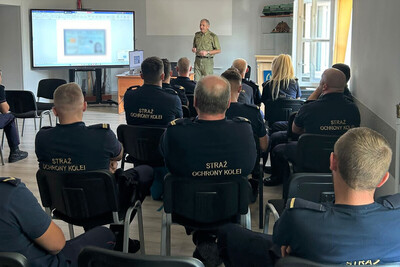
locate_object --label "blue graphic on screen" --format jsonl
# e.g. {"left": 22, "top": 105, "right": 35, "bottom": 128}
{"left": 64, "top": 29, "right": 106, "bottom": 55}
{"left": 263, "top": 70, "right": 272, "bottom": 82}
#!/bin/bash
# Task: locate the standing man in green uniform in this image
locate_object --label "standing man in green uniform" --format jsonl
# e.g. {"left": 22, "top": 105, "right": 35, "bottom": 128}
{"left": 192, "top": 19, "right": 221, "bottom": 81}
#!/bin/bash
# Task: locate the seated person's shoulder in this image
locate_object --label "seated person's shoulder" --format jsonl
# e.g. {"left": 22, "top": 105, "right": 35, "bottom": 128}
{"left": 162, "top": 87, "right": 178, "bottom": 96}
{"left": 377, "top": 193, "right": 400, "bottom": 210}
{"left": 172, "top": 84, "right": 185, "bottom": 92}
{"left": 87, "top": 123, "right": 111, "bottom": 130}
{"left": 244, "top": 103, "right": 260, "bottom": 111}
{"left": 230, "top": 116, "right": 252, "bottom": 125}
{"left": 167, "top": 118, "right": 193, "bottom": 128}
{"left": 0, "top": 176, "right": 22, "bottom": 188}
{"left": 285, "top": 198, "right": 327, "bottom": 213}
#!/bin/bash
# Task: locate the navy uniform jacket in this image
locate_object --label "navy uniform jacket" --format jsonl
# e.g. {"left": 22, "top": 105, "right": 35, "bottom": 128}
{"left": 171, "top": 76, "right": 197, "bottom": 95}
{"left": 160, "top": 117, "right": 256, "bottom": 178}
{"left": 124, "top": 84, "right": 183, "bottom": 126}
{"left": 294, "top": 93, "right": 360, "bottom": 135}
{"left": 35, "top": 122, "right": 121, "bottom": 172}
{"left": 226, "top": 102, "right": 266, "bottom": 138}
{"left": 261, "top": 79, "right": 301, "bottom": 102}
{"left": 238, "top": 83, "right": 254, "bottom": 105}
{"left": 273, "top": 196, "right": 400, "bottom": 265}
{"left": 243, "top": 79, "right": 262, "bottom": 106}
{"left": 162, "top": 82, "right": 188, "bottom": 106}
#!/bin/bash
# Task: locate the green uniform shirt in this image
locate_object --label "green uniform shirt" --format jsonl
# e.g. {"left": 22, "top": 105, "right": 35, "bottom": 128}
{"left": 193, "top": 30, "right": 221, "bottom": 57}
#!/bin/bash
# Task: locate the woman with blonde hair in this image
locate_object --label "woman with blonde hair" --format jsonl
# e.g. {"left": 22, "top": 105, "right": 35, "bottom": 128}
{"left": 261, "top": 54, "right": 301, "bottom": 102}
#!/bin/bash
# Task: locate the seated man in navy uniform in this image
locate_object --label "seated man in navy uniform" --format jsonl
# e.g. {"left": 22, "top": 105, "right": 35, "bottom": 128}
{"left": 124, "top": 56, "right": 183, "bottom": 126}
{"left": 0, "top": 176, "right": 115, "bottom": 266}
{"left": 222, "top": 68, "right": 268, "bottom": 200}
{"left": 0, "top": 69, "right": 28, "bottom": 163}
{"left": 161, "top": 58, "right": 188, "bottom": 106}
{"left": 218, "top": 127, "right": 400, "bottom": 266}
{"left": 170, "top": 57, "right": 197, "bottom": 94}
{"left": 232, "top": 58, "right": 262, "bottom": 106}
{"left": 161, "top": 75, "right": 256, "bottom": 267}
{"left": 35, "top": 83, "right": 153, "bottom": 252}
{"left": 265, "top": 68, "right": 360, "bottom": 193}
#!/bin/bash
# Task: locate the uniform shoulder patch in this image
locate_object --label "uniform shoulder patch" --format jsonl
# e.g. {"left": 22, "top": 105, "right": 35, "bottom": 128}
{"left": 173, "top": 85, "right": 185, "bottom": 91}
{"left": 163, "top": 88, "right": 178, "bottom": 95}
{"left": 244, "top": 103, "right": 260, "bottom": 110}
{"left": 168, "top": 118, "right": 191, "bottom": 127}
{"left": 231, "top": 116, "right": 250, "bottom": 123}
{"left": 40, "top": 126, "right": 53, "bottom": 130}
{"left": 127, "top": 85, "right": 140, "bottom": 91}
{"left": 286, "top": 198, "right": 326, "bottom": 212}
{"left": 0, "top": 177, "right": 21, "bottom": 186}
{"left": 88, "top": 123, "right": 110, "bottom": 130}
{"left": 378, "top": 193, "right": 400, "bottom": 209}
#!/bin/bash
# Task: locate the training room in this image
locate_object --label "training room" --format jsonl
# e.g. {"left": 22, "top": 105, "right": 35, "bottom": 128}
{"left": 0, "top": 0, "right": 400, "bottom": 266}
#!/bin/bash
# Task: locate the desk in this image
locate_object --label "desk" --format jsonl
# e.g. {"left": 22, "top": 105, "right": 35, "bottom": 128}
{"left": 116, "top": 73, "right": 194, "bottom": 114}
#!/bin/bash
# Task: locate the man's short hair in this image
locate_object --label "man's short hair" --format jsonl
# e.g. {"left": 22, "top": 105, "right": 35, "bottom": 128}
{"left": 334, "top": 127, "right": 392, "bottom": 190}
{"left": 194, "top": 75, "right": 230, "bottom": 115}
{"left": 232, "top": 59, "right": 247, "bottom": 76}
{"left": 221, "top": 68, "right": 242, "bottom": 86}
{"left": 53, "top": 82, "right": 84, "bottom": 115}
{"left": 177, "top": 57, "right": 190, "bottom": 73}
{"left": 161, "top": 58, "right": 171, "bottom": 80}
{"left": 332, "top": 63, "right": 351, "bottom": 82}
{"left": 201, "top": 19, "right": 210, "bottom": 25}
{"left": 141, "top": 56, "right": 164, "bottom": 84}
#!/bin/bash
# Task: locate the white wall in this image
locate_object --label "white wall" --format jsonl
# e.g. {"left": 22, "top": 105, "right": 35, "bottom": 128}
{"left": 351, "top": 0, "right": 400, "bottom": 128}
{"left": 3, "top": 0, "right": 289, "bottom": 94}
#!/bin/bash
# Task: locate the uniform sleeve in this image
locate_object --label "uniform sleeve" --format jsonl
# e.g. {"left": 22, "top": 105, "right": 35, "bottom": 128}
{"left": 0, "top": 85, "right": 6, "bottom": 103}
{"left": 9, "top": 184, "right": 52, "bottom": 240}
{"left": 293, "top": 106, "right": 306, "bottom": 129}
{"left": 272, "top": 209, "right": 292, "bottom": 246}
{"left": 104, "top": 129, "right": 122, "bottom": 158}
{"left": 255, "top": 111, "right": 267, "bottom": 137}
{"left": 193, "top": 35, "right": 197, "bottom": 49}
{"left": 212, "top": 34, "right": 221, "bottom": 50}
{"left": 174, "top": 96, "right": 183, "bottom": 118}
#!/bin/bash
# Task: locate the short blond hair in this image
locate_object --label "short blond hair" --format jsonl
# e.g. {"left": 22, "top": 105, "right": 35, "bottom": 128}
{"left": 232, "top": 59, "right": 247, "bottom": 77}
{"left": 177, "top": 57, "right": 190, "bottom": 73}
{"left": 53, "top": 82, "right": 84, "bottom": 116}
{"left": 334, "top": 127, "right": 392, "bottom": 190}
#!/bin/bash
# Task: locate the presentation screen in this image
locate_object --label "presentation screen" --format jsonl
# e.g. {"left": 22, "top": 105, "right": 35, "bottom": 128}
{"left": 30, "top": 9, "right": 135, "bottom": 68}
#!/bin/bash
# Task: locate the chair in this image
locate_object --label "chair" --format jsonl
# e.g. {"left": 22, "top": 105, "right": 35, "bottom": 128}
{"left": 5, "top": 90, "right": 52, "bottom": 136}
{"left": 78, "top": 246, "right": 204, "bottom": 267}
{"left": 294, "top": 134, "right": 340, "bottom": 173}
{"left": 0, "top": 252, "right": 28, "bottom": 267}
{"left": 185, "top": 94, "right": 197, "bottom": 118}
{"left": 264, "top": 173, "right": 334, "bottom": 233}
{"left": 36, "top": 169, "right": 145, "bottom": 254}
{"left": 0, "top": 130, "right": 4, "bottom": 165}
{"left": 116, "top": 124, "right": 166, "bottom": 170}
{"left": 36, "top": 78, "right": 67, "bottom": 110}
{"left": 161, "top": 174, "right": 251, "bottom": 256}
{"left": 264, "top": 99, "right": 304, "bottom": 128}
{"left": 244, "top": 65, "right": 251, "bottom": 80}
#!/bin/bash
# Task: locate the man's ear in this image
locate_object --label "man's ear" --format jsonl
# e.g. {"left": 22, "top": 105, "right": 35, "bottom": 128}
{"left": 246, "top": 66, "right": 249, "bottom": 73}
{"left": 189, "top": 66, "right": 192, "bottom": 72}
{"left": 160, "top": 73, "right": 165, "bottom": 81}
{"left": 52, "top": 107, "right": 58, "bottom": 117}
{"left": 237, "top": 85, "right": 242, "bottom": 93}
{"left": 329, "top": 152, "right": 338, "bottom": 172}
{"left": 140, "top": 72, "right": 144, "bottom": 79}
{"left": 377, "top": 172, "right": 390, "bottom": 188}
{"left": 169, "top": 70, "right": 173, "bottom": 77}
{"left": 83, "top": 101, "right": 87, "bottom": 112}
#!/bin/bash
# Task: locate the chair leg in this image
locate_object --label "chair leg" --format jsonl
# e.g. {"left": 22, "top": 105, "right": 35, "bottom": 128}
{"left": 0, "top": 145, "right": 4, "bottom": 165}
{"left": 264, "top": 203, "right": 280, "bottom": 234}
{"left": 68, "top": 224, "right": 75, "bottom": 239}
{"left": 34, "top": 117, "right": 37, "bottom": 131}
{"left": 21, "top": 119, "right": 25, "bottom": 136}
{"left": 39, "top": 116, "right": 42, "bottom": 129}
{"left": 259, "top": 164, "right": 263, "bottom": 229}
{"left": 123, "top": 206, "right": 135, "bottom": 253}
{"left": 1, "top": 130, "right": 4, "bottom": 149}
{"left": 160, "top": 212, "right": 171, "bottom": 256}
{"left": 121, "top": 154, "right": 125, "bottom": 170}
{"left": 49, "top": 113, "right": 52, "bottom": 126}
{"left": 137, "top": 202, "right": 145, "bottom": 255}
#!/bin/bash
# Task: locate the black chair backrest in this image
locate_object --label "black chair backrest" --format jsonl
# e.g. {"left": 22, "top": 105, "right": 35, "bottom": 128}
{"left": 182, "top": 105, "right": 190, "bottom": 118}
{"left": 264, "top": 98, "right": 304, "bottom": 127}
{"left": 287, "top": 173, "right": 334, "bottom": 203}
{"left": 244, "top": 65, "right": 251, "bottom": 80}
{"left": 164, "top": 174, "right": 249, "bottom": 225}
{"left": 78, "top": 246, "right": 205, "bottom": 267}
{"left": 185, "top": 94, "right": 197, "bottom": 118}
{"left": 6, "top": 90, "right": 37, "bottom": 114}
{"left": 295, "top": 134, "right": 340, "bottom": 173}
{"left": 37, "top": 79, "right": 67, "bottom": 99}
{"left": 116, "top": 124, "right": 165, "bottom": 164}
{"left": 0, "top": 252, "right": 28, "bottom": 267}
{"left": 170, "top": 62, "right": 179, "bottom": 77}
{"left": 36, "top": 169, "right": 119, "bottom": 221}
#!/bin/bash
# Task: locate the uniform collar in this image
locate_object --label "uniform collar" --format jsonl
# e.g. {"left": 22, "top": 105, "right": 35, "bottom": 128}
{"left": 162, "top": 83, "right": 172, "bottom": 89}
{"left": 56, "top": 121, "right": 85, "bottom": 127}
{"left": 195, "top": 117, "right": 227, "bottom": 123}
{"left": 142, "top": 84, "right": 163, "bottom": 90}
{"left": 177, "top": 76, "right": 190, "bottom": 81}
{"left": 320, "top": 92, "right": 345, "bottom": 99}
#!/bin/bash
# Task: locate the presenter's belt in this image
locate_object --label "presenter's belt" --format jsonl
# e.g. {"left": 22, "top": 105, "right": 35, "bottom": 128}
{"left": 196, "top": 56, "right": 213, "bottom": 59}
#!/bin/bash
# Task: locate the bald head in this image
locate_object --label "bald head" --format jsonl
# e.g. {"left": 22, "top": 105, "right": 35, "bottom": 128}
{"left": 232, "top": 58, "right": 247, "bottom": 78}
{"left": 320, "top": 68, "right": 347, "bottom": 93}
{"left": 194, "top": 75, "right": 231, "bottom": 115}
{"left": 53, "top": 82, "right": 85, "bottom": 120}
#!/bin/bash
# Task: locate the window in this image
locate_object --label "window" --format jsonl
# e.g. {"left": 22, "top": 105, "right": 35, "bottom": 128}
{"left": 292, "top": 0, "right": 336, "bottom": 86}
